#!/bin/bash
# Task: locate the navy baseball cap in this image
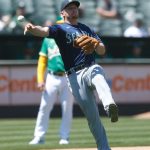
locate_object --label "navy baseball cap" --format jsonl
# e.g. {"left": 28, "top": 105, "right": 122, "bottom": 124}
{"left": 61, "top": 0, "right": 80, "bottom": 11}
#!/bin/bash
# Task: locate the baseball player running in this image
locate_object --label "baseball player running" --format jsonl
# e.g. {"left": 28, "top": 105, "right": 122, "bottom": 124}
{"left": 29, "top": 37, "right": 74, "bottom": 145}
{"left": 24, "top": 0, "right": 118, "bottom": 149}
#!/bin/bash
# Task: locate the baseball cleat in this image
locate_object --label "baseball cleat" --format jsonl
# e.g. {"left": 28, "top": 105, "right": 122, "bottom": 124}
{"left": 59, "top": 139, "right": 69, "bottom": 145}
{"left": 109, "top": 104, "right": 118, "bottom": 122}
{"left": 29, "top": 137, "right": 45, "bottom": 145}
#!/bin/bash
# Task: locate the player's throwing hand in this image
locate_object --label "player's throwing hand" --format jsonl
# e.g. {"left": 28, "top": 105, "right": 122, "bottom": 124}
{"left": 24, "top": 23, "right": 35, "bottom": 35}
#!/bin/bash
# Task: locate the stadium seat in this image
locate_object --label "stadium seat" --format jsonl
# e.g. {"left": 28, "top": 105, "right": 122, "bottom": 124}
{"left": 1, "top": 0, "right": 150, "bottom": 36}
{"left": 0, "top": 0, "right": 12, "bottom": 14}
{"left": 99, "top": 19, "right": 122, "bottom": 36}
{"left": 31, "top": 0, "right": 57, "bottom": 24}
{"left": 119, "top": 0, "right": 137, "bottom": 7}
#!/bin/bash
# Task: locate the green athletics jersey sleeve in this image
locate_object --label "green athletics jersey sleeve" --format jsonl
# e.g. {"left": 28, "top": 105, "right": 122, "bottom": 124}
{"left": 39, "top": 38, "right": 65, "bottom": 72}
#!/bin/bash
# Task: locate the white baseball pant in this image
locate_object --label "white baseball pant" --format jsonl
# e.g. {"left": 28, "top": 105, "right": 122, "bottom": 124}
{"left": 33, "top": 73, "right": 74, "bottom": 140}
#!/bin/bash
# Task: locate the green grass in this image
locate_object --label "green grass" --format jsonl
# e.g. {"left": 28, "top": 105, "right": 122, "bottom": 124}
{"left": 0, "top": 117, "right": 150, "bottom": 150}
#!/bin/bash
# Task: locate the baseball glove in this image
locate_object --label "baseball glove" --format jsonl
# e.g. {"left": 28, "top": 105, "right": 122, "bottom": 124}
{"left": 73, "top": 35, "right": 100, "bottom": 54}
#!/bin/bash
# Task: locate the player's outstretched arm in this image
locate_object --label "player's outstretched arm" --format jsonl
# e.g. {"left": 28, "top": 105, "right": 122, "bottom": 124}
{"left": 24, "top": 23, "right": 49, "bottom": 37}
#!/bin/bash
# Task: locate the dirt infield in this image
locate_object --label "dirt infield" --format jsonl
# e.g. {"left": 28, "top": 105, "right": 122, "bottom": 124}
{"left": 112, "top": 147, "right": 150, "bottom": 150}
{"left": 133, "top": 111, "right": 150, "bottom": 119}
{"left": 41, "top": 146, "right": 150, "bottom": 150}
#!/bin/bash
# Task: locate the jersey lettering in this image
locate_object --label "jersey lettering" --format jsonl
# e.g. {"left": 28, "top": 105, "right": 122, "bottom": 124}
{"left": 66, "top": 31, "right": 92, "bottom": 44}
{"left": 66, "top": 31, "right": 80, "bottom": 44}
{"left": 48, "top": 46, "right": 61, "bottom": 60}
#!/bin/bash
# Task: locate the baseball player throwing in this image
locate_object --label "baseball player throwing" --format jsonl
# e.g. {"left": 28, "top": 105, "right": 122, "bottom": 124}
{"left": 24, "top": 0, "right": 118, "bottom": 149}
{"left": 29, "top": 37, "right": 74, "bottom": 145}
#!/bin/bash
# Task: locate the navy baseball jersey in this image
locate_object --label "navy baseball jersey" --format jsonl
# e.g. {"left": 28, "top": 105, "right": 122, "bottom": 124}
{"left": 48, "top": 22, "right": 102, "bottom": 71}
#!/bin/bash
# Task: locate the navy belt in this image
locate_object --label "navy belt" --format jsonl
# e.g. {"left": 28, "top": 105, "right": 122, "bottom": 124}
{"left": 66, "top": 62, "right": 95, "bottom": 75}
{"left": 48, "top": 71, "right": 65, "bottom": 76}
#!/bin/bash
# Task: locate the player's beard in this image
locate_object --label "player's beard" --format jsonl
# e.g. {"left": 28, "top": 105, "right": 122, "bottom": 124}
{"left": 69, "top": 16, "right": 78, "bottom": 20}
{"left": 68, "top": 13, "right": 79, "bottom": 20}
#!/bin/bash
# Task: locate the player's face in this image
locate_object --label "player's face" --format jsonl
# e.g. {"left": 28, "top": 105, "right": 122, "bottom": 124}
{"left": 61, "top": 4, "right": 79, "bottom": 20}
